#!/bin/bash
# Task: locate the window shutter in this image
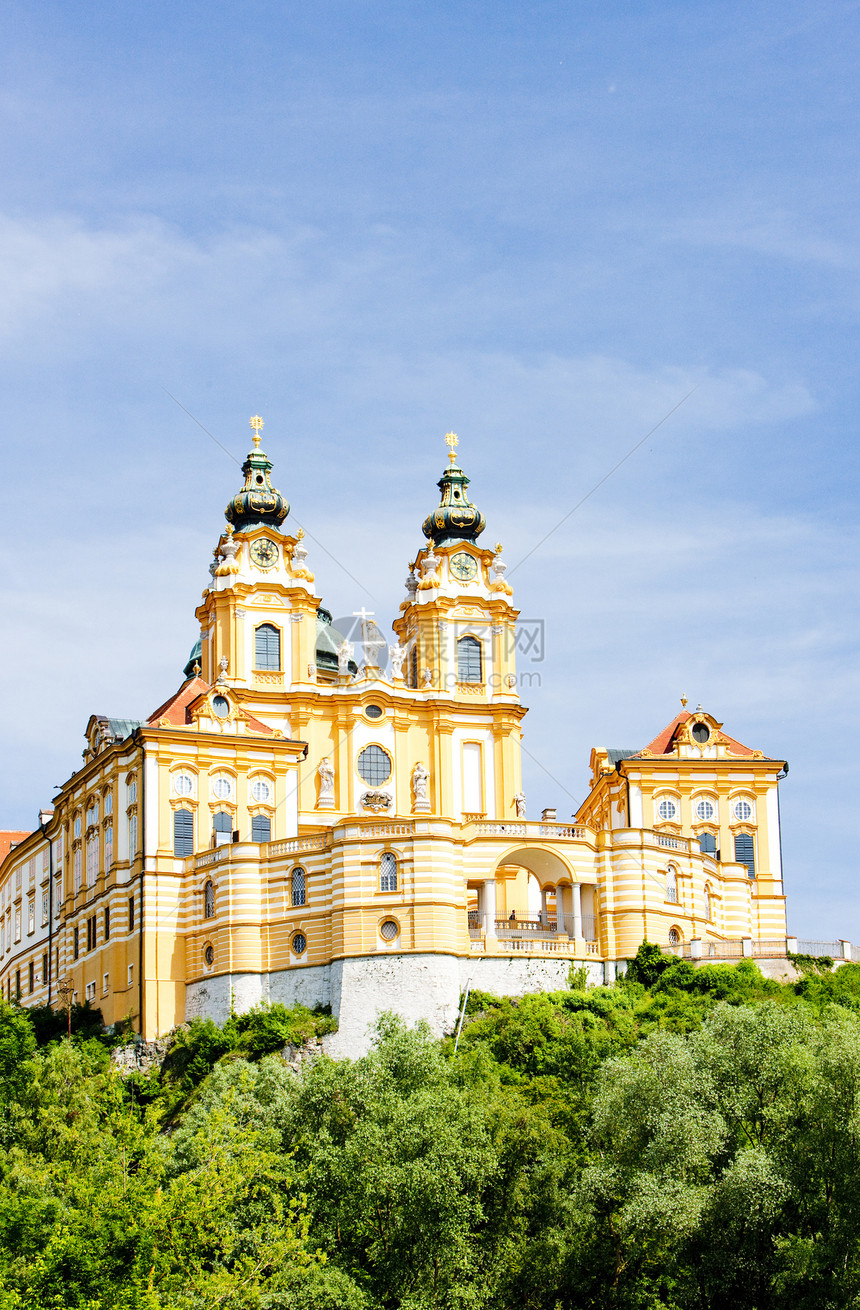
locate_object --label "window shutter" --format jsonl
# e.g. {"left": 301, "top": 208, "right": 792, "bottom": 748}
{"left": 252, "top": 814, "right": 271, "bottom": 842}
{"left": 734, "top": 833, "right": 755, "bottom": 878}
{"left": 173, "top": 808, "right": 194, "bottom": 856}
{"left": 255, "top": 624, "right": 281, "bottom": 671}
{"left": 698, "top": 832, "right": 717, "bottom": 856}
{"left": 213, "top": 811, "right": 232, "bottom": 834}
{"left": 457, "top": 636, "right": 482, "bottom": 683}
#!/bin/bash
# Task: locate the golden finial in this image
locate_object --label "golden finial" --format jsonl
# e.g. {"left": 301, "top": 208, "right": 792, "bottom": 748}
{"left": 494, "top": 542, "right": 503, "bottom": 554}
{"left": 249, "top": 415, "right": 264, "bottom": 450}
{"left": 681, "top": 693, "right": 688, "bottom": 709}
{"left": 445, "top": 431, "right": 458, "bottom": 464}
{"left": 296, "top": 527, "right": 304, "bottom": 540}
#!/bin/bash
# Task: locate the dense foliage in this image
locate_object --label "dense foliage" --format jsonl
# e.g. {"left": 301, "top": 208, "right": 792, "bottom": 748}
{"left": 3, "top": 950, "right": 860, "bottom": 1308}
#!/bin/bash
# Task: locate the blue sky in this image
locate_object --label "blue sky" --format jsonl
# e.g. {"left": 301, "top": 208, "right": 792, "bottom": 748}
{"left": 2, "top": 1, "right": 859, "bottom": 939}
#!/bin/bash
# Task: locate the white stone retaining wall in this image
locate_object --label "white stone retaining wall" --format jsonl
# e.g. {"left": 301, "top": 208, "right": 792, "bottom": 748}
{"left": 185, "top": 953, "right": 621, "bottom": 1056}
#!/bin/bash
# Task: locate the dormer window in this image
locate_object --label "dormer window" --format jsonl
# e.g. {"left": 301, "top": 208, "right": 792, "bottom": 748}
{"left": 212, "top": 696, "right": 230, "bottom": 719}
{"left": 691, "top": 722, "right": 710, "bottom": 744}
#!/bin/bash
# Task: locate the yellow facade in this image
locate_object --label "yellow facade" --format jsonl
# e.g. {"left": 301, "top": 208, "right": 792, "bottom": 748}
{"left": 0, "top": 422, "right": 793, "bottom": 1043}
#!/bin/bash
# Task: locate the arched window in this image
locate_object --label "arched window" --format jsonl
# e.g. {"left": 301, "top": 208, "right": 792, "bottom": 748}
{"left": 666, "top": 866, "right": 678, "bottom": 903}
{"left": 380, "top": 851, "right": 398, "bottom": 892}
{"left": 255, "top": 624, "right": 281, "bottom": 671}
{"left": 668, "top": 927, "right": 681, "bottom": 946}
{"left": 291, "top": 866, "right": 306, "bottom": 907}
{"left": 734, "top": 833, "right": 756, "bottom": 879}
{"left": 252, "top": 814, "right": 271, "bottom": 842}
{"left": 457, "top": 636, "right": 482, "bottom": 683}
{"left": 204, "top": 880, "right": 215, "bottom": 919}
{"left": 174, "top": 808, "right": 193, "bottom": 856}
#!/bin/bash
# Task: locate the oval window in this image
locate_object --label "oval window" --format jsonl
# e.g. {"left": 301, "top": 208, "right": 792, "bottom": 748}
{"left": 213, "top": 775, "right": 233, "bottom": 800}
{"left": 734, "top": 800, "right": 753, "bottom": 821}
{"left": 696, "top": 799, "right": 715, "bottom": 821}
{"left": 174, "top": 772, "right": 194, "bottom": 797}
{"left": 292, "top": 932, "right": 307, "bottom": 955}
{"left": 204, "top": 943, "right": 214, "bottom": 966}
{"left": 380, "top": 919, "right": 399, "bottom": 941}
{"left": 365, "top": 705, "right": 383, "bottom": 719}
{"left": 212, "top": 696, "right": 230, "bottom": 718}
{"left": 251, "top": 778, "right": 271, "bottom": 803}
{"left": 657, "top": 799, "right": 677, "bottom": 821}
{"left": 691, "top": 722, "right": 710, "bottom": 743}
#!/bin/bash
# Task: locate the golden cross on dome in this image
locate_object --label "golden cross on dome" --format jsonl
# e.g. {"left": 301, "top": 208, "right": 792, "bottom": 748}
{"left": 249, "top": 415, "right": 264, "bottom": 450}
{"left": 445, "top": 431, "right": 458, "bottom": 464}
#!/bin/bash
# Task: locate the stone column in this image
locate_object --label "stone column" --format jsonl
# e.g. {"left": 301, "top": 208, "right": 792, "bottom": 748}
{"left": 556, "top": 885, "right": 567, "bottom": 935}
{"left": 482, "top": 878, "right": 497, "bottom": 940}
{"left": 571, "top": 882, "right": 583, "bottom": 939}
{"left": 540, "top": 887, "right": 548, "bottom": 925}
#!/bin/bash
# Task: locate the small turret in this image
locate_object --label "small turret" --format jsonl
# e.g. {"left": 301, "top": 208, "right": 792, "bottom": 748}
{"left": 224, "top": 416, "right": 289, "bottom": 533}
{"left": 421, "top": 432, "right": 486, "bottom": 548}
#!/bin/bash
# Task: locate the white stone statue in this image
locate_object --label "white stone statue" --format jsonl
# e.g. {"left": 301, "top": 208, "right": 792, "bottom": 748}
{"left": 216, "top": 655, "right": 229, "bottom": 685}
{"left": 337, "top": 639, "right": 353, "bottom": 676}
{"left": 412, "top": 761, "right": 430, "bottom": 812}
{"left": 318, "top": 757, "right": 335, "bottom": 808}
{"left": 389, "top": 643, "right": 406, "bottom": 680}
{"left": 514, "top": 792, "right": 526, "bottom": 819}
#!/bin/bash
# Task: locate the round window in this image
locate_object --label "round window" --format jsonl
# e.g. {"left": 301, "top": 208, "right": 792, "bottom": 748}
{"left": 212, "top": 696, "right": 230, "bottom": 719}
{"left": 696, "top": 799, "right": 715, "bottom": 821}
{"left": 203, "top": 944, "right": 214, "bottom": 966}
{"left": 213, "top": 775, "right": 233, "bottom": 800}
{"left": 734, "top": 800, "right": 753, "bottom": 821}
{"left": 691, "top": 722, "right": 710, "bottom": 743}
{"left": 357, "top": 745, "right": 392, "bottom": 786}
{"left": 380, "top": 919, "right": 400, "bottom": 941}
{"left": 292, "top": 932, "right": 307, "bottom": 955}
{"left": 657, "top": 799, "right": 677, "bottom": 821}
{"left": 365, "top": 704, "right": 383, "bottom": 719}
{"left": 251, "top": 779, "right": 271, "bottom": 803}
{"left": 668, "top": 927, "right": 681, "bottom": 946}
{"left": 174, "top": 772, "right": 194, "bottom": 797}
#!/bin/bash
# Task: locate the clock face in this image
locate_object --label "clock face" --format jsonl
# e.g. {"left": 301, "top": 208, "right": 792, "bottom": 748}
{"left": 450, "top": 551, "right": 478, "bottom": 582}
{"left": 250, "top": 537, "right": 278, "bottom": 568}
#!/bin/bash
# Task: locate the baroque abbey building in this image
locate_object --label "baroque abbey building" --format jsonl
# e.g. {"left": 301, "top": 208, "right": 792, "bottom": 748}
{"left": 1, "top": 421, "right": 797, "bottom": 1052}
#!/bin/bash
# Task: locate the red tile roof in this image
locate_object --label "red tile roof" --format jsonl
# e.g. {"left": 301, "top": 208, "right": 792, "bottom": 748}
{"left": 636, "top": 711, "right": 756, "bottom": 758}
{"left": 147, "top": 678, "right": 210, "bottom": 726}
{"left": 147, "top": 678, "right": 275, "bottom": 735}
{"left": 0, "top": 831, "right": 30, "bottom": 863}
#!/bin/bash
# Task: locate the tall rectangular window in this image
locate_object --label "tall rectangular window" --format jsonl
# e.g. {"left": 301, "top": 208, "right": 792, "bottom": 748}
{"left": 173, "top": 809, "right": 194, "bottom": 856}
{"left": 28, "top": 961, "right": 34, "bottom": 994}
{"left": 104, "top": 906, "right": 110, "bottom": 942}
{"left": 74, "top": 847, "right": 82, "bottom": 892}
{"left": 734, "top": 833, "right": 756, "bottom": 879}
{"left": 104, "top": 823, "right": 113, "bottom": 870}
{"left": 41, "top": 891, "right": 48, "bottom": 925}
{"left": 128, "top": 814, "right": 138, "bottom": 858}
{"left": 254, "top": 624, "right": 281, "bottom": 670}
{"left": 462, "top": 742, "right": 483, "bottom": 814}
{"left": 73, "top": 926, "right": 79, "bottom": 960}
{"left": 42, "top": 953, "right": 48, "bottom": 987}
{"left": 251, "top": 814, "right": 271, "bottom": 842}
{"left": 128, "top": 896, "right": 135, "bottom": 931}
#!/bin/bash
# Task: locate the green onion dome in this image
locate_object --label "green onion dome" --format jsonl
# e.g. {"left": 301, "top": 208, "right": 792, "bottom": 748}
{"left": 421, "top": 433, "right": 486, "bottom": 548}
{"left": 224, "top": 417, "right": 289, "bottom": 532}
